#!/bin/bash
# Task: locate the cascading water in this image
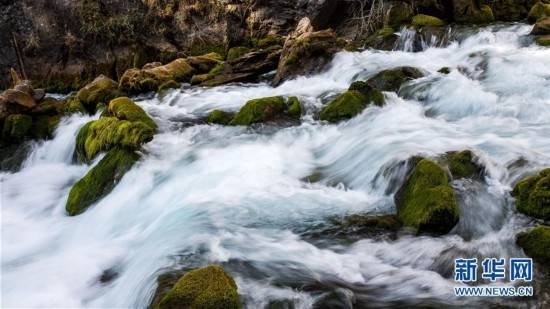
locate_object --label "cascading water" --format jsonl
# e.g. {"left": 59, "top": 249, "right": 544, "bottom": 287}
{"left": 2, "top": 24, "right": 549, "bottom": 308}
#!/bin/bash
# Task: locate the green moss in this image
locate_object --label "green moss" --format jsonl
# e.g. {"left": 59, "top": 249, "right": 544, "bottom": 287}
{"left": 2, "top": 114, "right": 33, "bottom": 141}
{"left": 537, "top": 35, "right": 550, "bottom": 46}
{"left": 108, "top": 97, "right": 157, "bottom": 130}
{"left": 157, "top": 265, "right": 240, "bottom": 309}
{"left": 529, "top": 2, "right": 550, "bottom": 23}
{"left": 396, "top": 159, "right": 459, "bottom": 234}
{"left": 445, "top": 150, "right": 483, "bottom": 179}
{"left": 286, "top": 96, "right": 302, "bottom": 119}
{"left": 411, "top": 14, "right": 445, "bottom": 27}
{"left": 66, "top": 97, "right": 87, "bottom": 114}
{"left": 76, "top": 75, "right": 120, "bottom": 112}
{"left": 230, "top": 96, "right": 286, "bottom": 126}
{"left": 512, "top": 168, "right": 550, "bottom": 220}
{"left": 207, "top": 62, "right": 225, "bottom": 78}
{"left": 386, "top": 2, "right": 413, "bottom": 29}
{"left": 119, "top": 59, "right": 194, "bottom": 94}
{"left": 320, "top": 81, "right": 385, "bottom": 123}
{"left": 66, "top": 148, "right": 139, "bottom": 216}
{"left": 30, "top": 115, "right": 61, "bottom": 139}
{"left": 227, "top": 47, "right": 251, "bottom": 61}
{"left": 159, "top": 80, "right": 180, "bottom": 92}
{"left": 516, "top": 225, "right": 550, "bottom": 265}
{"left": 348, "top": 81, "right": 385, "bottom": 106}
{"left": 366, "top": 67, "right": 424, "bottom": 92}
{"left": 254, "top": 35, "right": 283, "bottom": 49}
{"left": 206, "top": 110, "right": 234, "bottom": 125}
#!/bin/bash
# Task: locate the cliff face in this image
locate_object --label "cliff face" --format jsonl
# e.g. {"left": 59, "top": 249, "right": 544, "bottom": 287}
{"left": 0, "top": 0, "right": 352, "bottom": 91}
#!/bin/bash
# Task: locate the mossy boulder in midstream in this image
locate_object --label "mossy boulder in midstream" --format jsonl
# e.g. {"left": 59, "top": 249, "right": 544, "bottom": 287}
{"left": 319, "top": 81, "right": 385, "bottom": 123}
{"left": 443, "top": 150, "right": 484, "bottom": 180}
{"left": 66, "top": 148, "right": 139, "bottom": 216}
{"left": 516, "top": 225, "right": 550, "bottom": 265}
{"left": 153, "top": 265, "right": 240, "bottom": 309}
{"left": 286, "top": 96, "right": 302, "bottom": 119}
{"left": 394, "top": 159, "right": 460, "bottom": 234}
{"left": 75, "top": 97, "right": 156, "bottom": 162}
{"left": 229, "top": 96, "right": 287, "bottom": 126}
{"left": 206, "top": 110, "right": 234, "bottom": 125}
{"left": 528, "top": 1, "right": 550, "bottom": 23}
{"left": 75, "top": 75, "right": 121, "bottom": 113}
{"left": 512, "top": 168, "right": 550, "bottom": 220}
{"left": 366, "top": 67, "right": 425, "bottom": 92}
{"left": 119, "top": 58, "right": 195, "bottom": 94}
{"left": 411, "top": 14, "right": 445, "bottom": 27}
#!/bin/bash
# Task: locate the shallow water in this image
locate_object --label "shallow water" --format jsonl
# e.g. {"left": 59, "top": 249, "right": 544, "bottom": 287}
{"left": 1, "top": 24, "right": 549, "bottom": 308}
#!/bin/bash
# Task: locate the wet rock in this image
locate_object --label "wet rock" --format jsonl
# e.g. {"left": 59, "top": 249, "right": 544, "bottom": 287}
{"left": 66, "top": 148, "right": 139, "bottom": 216}
{"left": 516, "top": 225, "right": 550, "bottom": 265}
{"left": 438, "top": 67, "right": 451, "bottom": 74}
{"left": 206, "top": 110, "right": 234, "bottom": 125}
{"left": 286, "top": 96, "right": 302, "bottom": 119}
{"left": 395, "top": 159, "right": 459, "bottom": 234}
{"left": 443, "top": 150, "right": 484, "bottom": 180}
{"left": 186, "top": 52, "right": 223, "bottom": 74}
{"left": 412, "top": 14, "right": 445, "bottom": 27}
{"left": 158, "top": 80, "right": 180, "bottom": 92}
{"left": 385, "top": 2, "right": 414, "bottom": 29}
{"left": 528, "top": 1, "right": 550, "bottom": 23}
{"left": 320, "top": 81, "right": 385, "bottom": 123}
{"left": 230, "top": 96, "right": 286, "bottom": 126}
{"left": 1, "top": 89, "right": 37, "bottom": 109}
{"left": 2, "top": 114, "right": 32, "bottom": 142}
{"left": 119, "top": 58, "right": 194, "bottom": 94}
{"left": 75, "top": 75, "right": 121, "bottom": 113}
{"left": 512, "top": 168, "right": 550, "bottom": 220}
{"left": 273, "top": 18, "right": 338, "bottom": 86}
{"left": 363, "top": 27, "right": 399, "bottom": 51}
{"left": 155, "top": 265, "right": 240, "bottom": 309}
{"left": 536, "top": 35, "right": 550, "bottom": 45}
{"left": 453, "top": 0, "right": 495, "bottom": 24}
{"left": 483, "top": 0, "right": 532, "bottom": 21}
{"left": 415, "top": 0, "right": 454, "bottom": 20}
{"left": 366, "top": 67, "right": 425, "bottom": 92}
{"left": 531, "top": 17, "right": 550, "bottom": 35}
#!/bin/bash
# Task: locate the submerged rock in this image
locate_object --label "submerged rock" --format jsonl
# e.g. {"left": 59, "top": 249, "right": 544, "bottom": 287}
{"left": 366, "top": 67, "right": 425, "bottom": 92}
{"left": 273, "top": 18, "right": 338, "bottom": 85}
{"left": 512, "top": 168, "right": 550, "bottom": 220}
{"left": 155, "top": 265, "right": 240, "bottom": 309}
{"left": 230, "top": 96, "right": 286, "bottom": 126}
{"left": 395, "top": 159, "right": 459, "bottom": 234}
{"left": 320, "top": 81, "right": 384, "bottom": 123}
{"left": 516, "top": 225, "right": 550, "bottom": 265}
{"left": 66, "top": 148, "right": 139, "bottom": 216}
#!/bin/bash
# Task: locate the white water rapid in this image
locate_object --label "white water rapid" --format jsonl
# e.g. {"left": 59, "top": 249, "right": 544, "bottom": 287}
{"left": 2, "top": 24, "right": 549, "bottom": 308}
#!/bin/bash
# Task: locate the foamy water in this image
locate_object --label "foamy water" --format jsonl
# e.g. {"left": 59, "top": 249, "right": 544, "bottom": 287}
{"left": 1, "top": 24, "right": 549, "bottom": 308}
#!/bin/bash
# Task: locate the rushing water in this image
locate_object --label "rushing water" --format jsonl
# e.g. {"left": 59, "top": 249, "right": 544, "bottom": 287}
{"left": 2, "top": 24, "right": 550, "bottom": 308}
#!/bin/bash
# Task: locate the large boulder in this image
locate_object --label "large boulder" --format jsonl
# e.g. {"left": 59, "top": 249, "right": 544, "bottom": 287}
{"left": 320, "top": 81, "right": 385, "bottom": 123}
{"left": 66, "top": 148, "right": 139, "bottom": 216}
{"left": 119, "top": 58, "right": 194, "bottom": 94}
{"left": 273, "top": 18, "right": 338, "bottom": 86}
{"left": 528, "top": 1, "right": 550, "bottom": 23}
{"left": 385, "top": 2, "right": 414, "bottom": 29}
{"left": 366, "top": 67, "right": 425, "bottom": 92}
{"left": 453, "top": 0, "right": 495, "bottom": 24}
{"left": 230, "top": 96, "right": 286, "bottom": 126}
{"left": 155, "top": 265, "right": 240, "bottom": 309}
{"left": 512, "top": 168, "right": 550, "bottom": 220}
{"left": 395, "top": 159, "right": 460, "bottom": 234}
{"left": 75, "top": 75, "right": 121, "bottom": 113}
{"left": 516, "top": 225, "right": 550, "bottom": 265}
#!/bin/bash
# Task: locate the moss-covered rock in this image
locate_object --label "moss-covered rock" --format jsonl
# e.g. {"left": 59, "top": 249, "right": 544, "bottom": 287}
{"left": 206, "top": 110, "right": 234, "bottom": 125}
{"left": 156, "top": 265, "right": 240, "bottom": 309}
{"left": 528, "top": 1, "right": 550, "bottom": 23}
{"left": 2, "top": 114, "right": 32, "bottom": 141}
{"left": 158, "top": 80, "right": 180, "bottom": 92}
{"left": 227, "top": 47, "right": 251, "bottom": 61}
{"left": 320, "top": 82, "right": 385, "bottom": 123}
{"left": 66, "top": 148, "right": 139, "bottom": 216}
{"left": 286, "top": 96, "right": 302, "bottom": 119}
{"left": 30, "top": 115, "right": 61, "bottom": 139}
{"left": 512, "top": 168, "right": 550, "bottom": 220}
{"left": 454, "top": 1, "right": 495, "bottom": 24}
{"left": 444, "top": 150, "right": 484, "bottom": 179}
{"left": 363, "top": 27, "right": 399, "bottom": 51}
{"left": 119, "top": 58, "right": 194, "bottom": 94}
{"left": 386, "top": 2, "right": 413, "bottom": 29}
{"left": 253, "top": 35, "right": 284, "bottom": 49}
{"left": 76, "top": 75, "right": 121, "bottom": 113}
{"left": 108, "top": 97, "right": 157, "bottom": 130}
{"left": 412, "top": 14, "right": 445, "bottom": 27}
{"left": 531, "top": 17, "right": 550, "bottom": 35}
{"left": 230, "top": 96, "right": 286, "bottom": 126}
{"left": 366, "top": 67, "right": 425, "bottom": 92}
{"left": 187, "top": 53, "right": 223, "bottom": 74}
{"left": 516, "top": 225, "right": 550, "bottom": 265}
{"left": 438, "top": 67, "right": 451, "bottom": 74}
{"left": 395, "top": 159, "right": 459, "bottom": 234}
{"left": 484, "top": 0, "right": 531, "bottom": 22}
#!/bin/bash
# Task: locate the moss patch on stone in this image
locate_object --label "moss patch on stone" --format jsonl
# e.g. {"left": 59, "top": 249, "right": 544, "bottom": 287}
{"left": 119, "top": 58, "right": 194, "bottom": 94}
{"left": 76, "top": 75, "right": 121, "bottom": 113}
{"left": 320, "top": 82, "right": 385, "bottom": 123}
{"left": 286, "top": 96, "right": 302, "bottom": 119}
{"left": 206, "top": 110, "right": 234, "bottom": 125}
{"left": 529, "top": 2, "right": 550, "bottom": 23}
{"left": 395, "top": 159, "right": 459, "bottom": 234}
{"left": 445, "top": 150, "right": 483, "bottom": 179}
{"left": 516, "top": 225, "right": 550, "bottom": 265}
{"left": 411, "top": 14, "right": 445, "bottom": 27}
{"left": 157, "top": 265, "right": 240, "bottom": 309}
{"left": 512, "top": 168, "right": 550, "bottom": 220}
{"left": 158, "top": 80, "right": 180, "bottom": 92}
{"left": 108, "top": 97, "right": 157, "bottom": 130}
{"left": 2, "top": 114, "right": 33, "bottom": 142}
{"left": 227, "top": 47, "right": 251, "bottom": 61}
{"left": 230, "top": 96, "right": 286, "bottom": 125}
{"left": 366, "top": 67, "right": 424, "bottom": 92}
{"left": 66, "top": 148, "right": 139, "bottom": 216}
